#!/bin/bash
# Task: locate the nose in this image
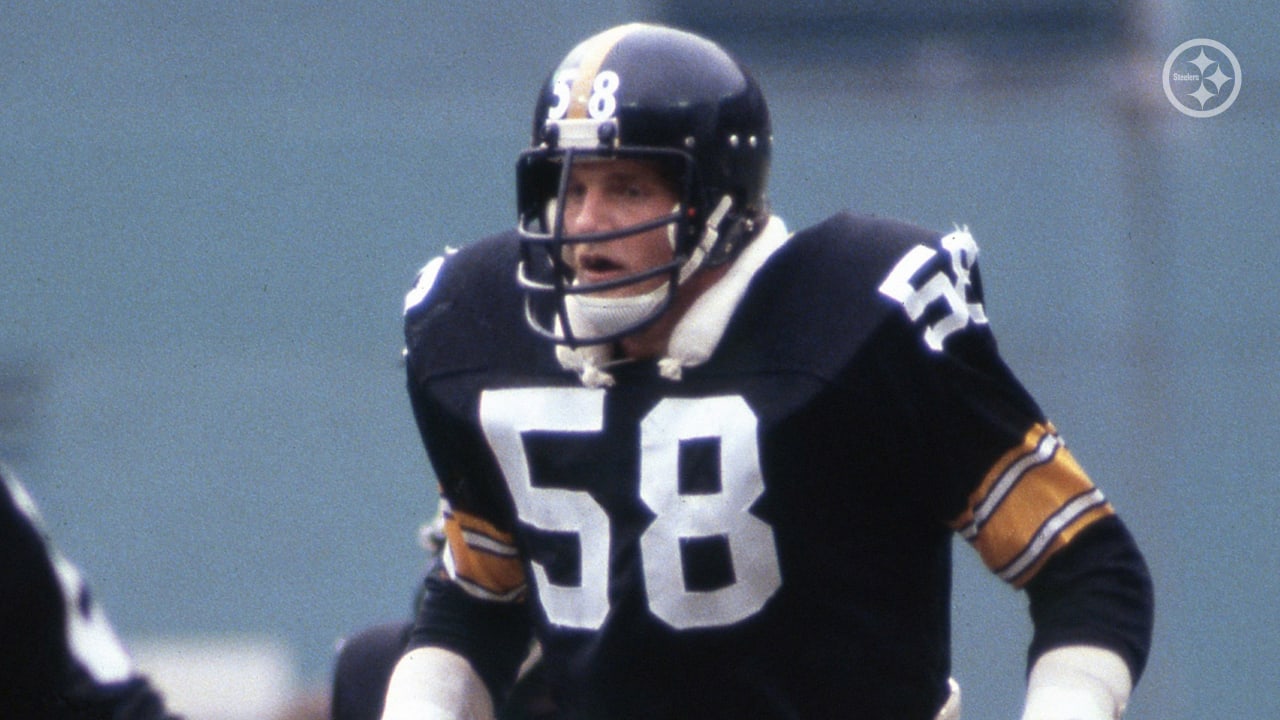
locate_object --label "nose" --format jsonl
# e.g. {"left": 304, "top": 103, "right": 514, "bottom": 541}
{"left": 564, "top": 185, "right": 610, "bottom": 236}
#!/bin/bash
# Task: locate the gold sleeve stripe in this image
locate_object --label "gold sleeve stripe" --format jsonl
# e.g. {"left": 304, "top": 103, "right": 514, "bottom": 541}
{"left": 957, "top": 430, "right": 1062, "bottom": 540}
{"left": 441, "top": 508, "right": 526, "bottom": 602}
{"left": 994, "top": 488, "right": 1112, "bottom": 584}
{"left": 951, "top": 423, "right": 1115, "bottom": 587}
{"left": 459, "top": 527, "right": 520, "bottom": 558}
{"left": 565, "top": 24, "right": 637, "bottom": 120}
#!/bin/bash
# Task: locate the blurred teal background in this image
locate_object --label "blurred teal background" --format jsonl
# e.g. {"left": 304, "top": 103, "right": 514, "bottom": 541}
{"left": 2, "top": 2, "right": 1276, "bottom": 717}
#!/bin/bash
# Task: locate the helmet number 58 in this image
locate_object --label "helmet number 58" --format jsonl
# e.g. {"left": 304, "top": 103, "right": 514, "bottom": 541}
{"left": 547, "top": 68, "right": 621, "bottom": 121}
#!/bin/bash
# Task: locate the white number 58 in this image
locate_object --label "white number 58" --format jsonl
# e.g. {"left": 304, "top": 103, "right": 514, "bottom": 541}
{"left": 878, "top": 229, "right": 989, "bottom": 351}
{"left": 480, "top": 388, "right": 782, "bottom": 630}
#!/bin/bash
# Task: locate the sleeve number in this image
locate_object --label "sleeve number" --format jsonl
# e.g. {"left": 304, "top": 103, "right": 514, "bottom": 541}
{"left": 878, "top": 230, "right": 989, "bottom": 351}
{"left": 480, "top": 389, "right": 781, "bottom": 630}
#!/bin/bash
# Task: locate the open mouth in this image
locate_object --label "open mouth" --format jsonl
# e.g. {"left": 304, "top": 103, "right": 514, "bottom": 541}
{"left": 575, "top": 253, "right": 627, "bottom": 283}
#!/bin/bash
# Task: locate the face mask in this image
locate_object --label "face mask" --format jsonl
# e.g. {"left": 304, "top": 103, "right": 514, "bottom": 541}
{"left": 564, "top": 282, "right": 669, "bottom": 342}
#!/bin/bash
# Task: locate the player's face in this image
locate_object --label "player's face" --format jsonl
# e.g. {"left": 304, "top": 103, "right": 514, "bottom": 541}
{"left": 561, "top": 158, "right": 679, "bottom": 298}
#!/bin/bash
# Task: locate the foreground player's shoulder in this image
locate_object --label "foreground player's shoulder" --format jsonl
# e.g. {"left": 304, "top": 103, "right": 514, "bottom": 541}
{"left": 403, "top": 230, "right": 522, "bottom": 319}
{"left": 732, "top": 212, "right": 993, "bottom": 373}
{"left": 402, "top": 230, "right": 530, "bottom": 372}
{"left": 810, "top": 212, "right": 990, "bottom": 346}
{"left": 769, "top": 213, "right": 952, "bottom": 309}
{"left": 798, "top": 212, "right": 987, "bottom": 291}
{"left": 798, "top": 212, "right": 945, "bottom": 264}
{"left": 761, "top": 212, "right": 976, "bottom": 323}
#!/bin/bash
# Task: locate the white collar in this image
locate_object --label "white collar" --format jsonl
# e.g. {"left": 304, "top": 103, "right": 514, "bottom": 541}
{"left": 556, "top": 216, "right": 791, "bottom": 387}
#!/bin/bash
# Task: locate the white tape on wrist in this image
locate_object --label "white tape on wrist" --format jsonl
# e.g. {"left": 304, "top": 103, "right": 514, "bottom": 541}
{"left": 1020, "top": 645, "right": 1132, "bottom": 720}
{"left": 380, "top": 646, "right": 496, "bottom": 720}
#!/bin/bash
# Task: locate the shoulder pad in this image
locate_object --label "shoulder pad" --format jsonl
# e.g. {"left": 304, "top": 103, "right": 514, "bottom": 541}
{"left": 404, "top": 251, "right": 454, "bottom": 316}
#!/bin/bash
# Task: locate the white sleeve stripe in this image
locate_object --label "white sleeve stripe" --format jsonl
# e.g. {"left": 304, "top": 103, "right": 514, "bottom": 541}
{"left": 451, "top": 572, "right": 527, "bottom": 603}
{"left": 960, "top": 432, "right": 1061, "bottom": 540}
{"left": 996, "top": 488, "right": 1108, "bottom": 583}
{"left": 442, "top": 541, "right": 527, "bottom": 602}
{"left": 460, "top": 529, "right": 520, "bottom": 558}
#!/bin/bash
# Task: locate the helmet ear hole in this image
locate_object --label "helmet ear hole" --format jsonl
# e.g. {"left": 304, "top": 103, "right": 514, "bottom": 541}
{"left": 541, "top": 121, "right": 560, "bottom": 147}
{"left": 596, "top": 120, "right": 618, "bottom": 145}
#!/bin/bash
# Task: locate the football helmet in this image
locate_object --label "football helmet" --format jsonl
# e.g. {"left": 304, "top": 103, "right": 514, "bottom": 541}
{"left": 516, "top": 23, "right": 771, "bottom": 347}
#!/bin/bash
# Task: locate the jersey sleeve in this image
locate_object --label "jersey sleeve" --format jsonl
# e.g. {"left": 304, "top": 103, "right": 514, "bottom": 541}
{"left": 948, "top": 421, "right": 1115, "bottom": 587}
{"left": 408, "top": 552, "right": 534, "bottom": 704}
{"left": 875, "top": 229, "right": 1153, "bottom": 676}
{"left": 875, "top": 229, "right": 1107, "bottom": 581}
{"left": 1024, "top": 516, "right": 1154, "bottom": 682}
{"left": 402, "top": 248, "right": 532, "bottom": 606}
{"left": 401, "top": 246, "right": 536, "bottom": 702}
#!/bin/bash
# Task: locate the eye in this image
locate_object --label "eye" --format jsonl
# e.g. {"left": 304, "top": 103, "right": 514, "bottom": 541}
{"left": 562, "top": 181, "right": 588, "bottom": 209}
{"left": 611, "top": 176, "right": 660, "bottom": 202}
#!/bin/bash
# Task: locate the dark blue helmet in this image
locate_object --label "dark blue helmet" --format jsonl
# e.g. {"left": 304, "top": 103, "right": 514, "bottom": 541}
{"left": 516, "top": 23, "right": 771, "bottom": 346}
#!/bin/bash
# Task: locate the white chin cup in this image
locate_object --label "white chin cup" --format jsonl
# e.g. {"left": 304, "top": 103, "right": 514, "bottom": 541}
{"left": 565, "top": 282, "right": 668, "bottom": 341}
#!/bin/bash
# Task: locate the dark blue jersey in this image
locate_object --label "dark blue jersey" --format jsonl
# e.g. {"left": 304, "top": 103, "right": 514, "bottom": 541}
{"left": 0, "top": 466, "right": 178, "bottom": 720}
{"left": 402, "top": 213, "right": 1152, "bottom": 719}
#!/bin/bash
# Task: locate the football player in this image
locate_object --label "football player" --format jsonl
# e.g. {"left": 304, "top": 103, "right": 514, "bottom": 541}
{"left": 0, "top": 463, "right": 180, "bottom": 719}
{"left": 382, "top": 23, "right": 1153, "bottom": 720}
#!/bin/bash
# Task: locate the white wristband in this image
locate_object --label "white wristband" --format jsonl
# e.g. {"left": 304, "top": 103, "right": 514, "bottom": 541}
{"left": 381, "top": 646, "right": 496, "bottom": 720}
{"left": 1020, "top": 645, "right": 1132, "bottom": 720}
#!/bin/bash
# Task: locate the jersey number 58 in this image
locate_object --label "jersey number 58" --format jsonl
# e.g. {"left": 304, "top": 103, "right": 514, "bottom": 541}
{"left": 480, "top": 388, "right": 782, "bottom": 631}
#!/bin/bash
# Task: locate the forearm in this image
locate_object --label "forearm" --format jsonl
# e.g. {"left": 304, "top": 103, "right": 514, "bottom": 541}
{"left": 1021, "top": 517, "right": 1153, "bottom": 719}
{"left": 407, "top": 561, "right": 534, "bottom": 704}
{"left": 1024, "top": 517, "right": 1154, "bottom": 682}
